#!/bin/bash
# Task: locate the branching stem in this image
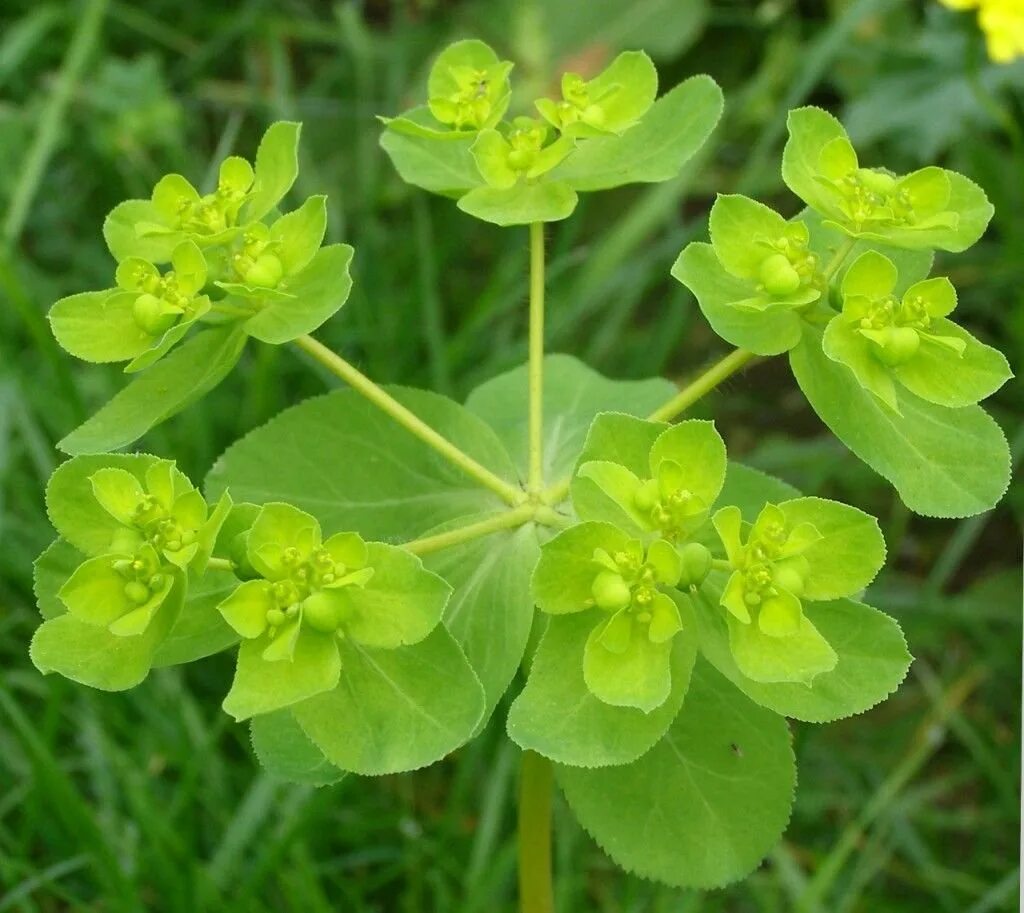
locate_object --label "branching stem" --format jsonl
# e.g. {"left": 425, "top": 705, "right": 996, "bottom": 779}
{"left": 823, "top": 235, "right": 858, "bottom": 280}
{"left": 402, "top": 504, "right": 536, "bottom": 556}
{"left": 646, "top": 348, "right": 757, "bottom": 424}
{"left": 294, "top": 334, "right": 525, "bottom": 507}
{"left": 528, "top": 223, "right": 546, "bottom": 494}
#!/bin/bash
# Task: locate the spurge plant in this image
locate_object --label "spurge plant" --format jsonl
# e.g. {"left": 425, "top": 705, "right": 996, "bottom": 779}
{"left": 30, "top": 40, "right": 1012, "bottom": 906}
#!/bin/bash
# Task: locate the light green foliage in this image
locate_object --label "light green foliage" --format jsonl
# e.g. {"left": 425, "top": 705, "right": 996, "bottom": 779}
{"left": 557, "top": 660, "right": 796, "bottom": 888}
{"left": 58, "top": 325, "right": 247, "bottom": 455}
{"left": 56, "top": 121, "right": 351, "bottom": 449}
{"left": 249, "top": 710, "right": 345, "bottom": 786}
{"left": 217, "top": 502, "right": 451, "bottom": 720}
{"left": 690, "top": 586, "right": 911, "bottom": 724}
{"left": 426, "top": 40, "right": 513, "bottom": 132}
{"left": 782, "top": 107, "right": 993, "bottom": 251}
{"left": 710, "top": 495, "right": 883, "bottom": 684}
{"left": 823, "top": 251, "right": 1010, "bottom": 411}
{"left": 791, "top": 323, "right": 1011, "bottom": 518}
{"left": 576, "top": 419, "right": 727, "bottom": 541}
{"left": 423, "top": 522, "right": 540, "bottom": 725}
{"left": 33, "top": 453, "right": 230, "bottom": 689}
{"left": 507, "top": 601, "right": 697, "bottom": 767}
{"left": 290, "top": 627, "right": 485, "bottom": 775}
{"left": 672, "top": 242, "right": 805, "bottom": 355}
{"left": 534, "top": 51, "right": 657, "bottom": 137}
{"left": 532, "top": 522, "right": 687, "bottom": 711}
{"left": 547, "top": 75, "right": 723, "bottom": 191}
{"left": 51, "top": 240, "right": 210, "bottom": 371}
{"left": 28, "top": 34, "right": 1013, "bottom": 899}
{"left": 206, "top": 386, "right": 518, "bottom": 537}
{"left": 380, "top": 43, "right": 722, "bottom": 224}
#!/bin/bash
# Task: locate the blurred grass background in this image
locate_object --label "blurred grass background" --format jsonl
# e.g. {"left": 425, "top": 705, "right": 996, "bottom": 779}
{"left": 0, "top": 0, "right": 1021, "bottom": 910}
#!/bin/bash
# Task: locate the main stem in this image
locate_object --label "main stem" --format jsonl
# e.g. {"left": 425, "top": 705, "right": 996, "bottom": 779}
{"left": 528, "top": 223, "right": 546, "bottom": 495}
{"left": 518, "top": 751, "right": 555, "bottom": 913}
{"left": 294, "top": 335, "right": 524, "bottom": 507}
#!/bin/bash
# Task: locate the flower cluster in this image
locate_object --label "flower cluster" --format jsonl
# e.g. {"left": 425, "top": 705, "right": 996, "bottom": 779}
{"left": 381, "top": 40, "right": 659, "bottom": 226}
{"left": 49, "top": 123, "right": 354, "bottom": 372}
{"left": 31, "top": 455, "right": 231, "bottom": 690}
{"left": 531, "top": 418, "right": 886, "bottom": 708}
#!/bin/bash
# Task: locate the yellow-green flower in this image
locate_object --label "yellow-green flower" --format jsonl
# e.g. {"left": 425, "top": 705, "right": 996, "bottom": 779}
{"left": 941, "top": 0, "right": 1024, "bottom": 63}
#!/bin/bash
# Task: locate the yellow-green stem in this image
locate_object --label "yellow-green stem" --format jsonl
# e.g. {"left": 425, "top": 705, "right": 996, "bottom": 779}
{"left": 294, "top": 334, "right": 525, "bottom": 507}
{"left": 518, "top": 751, "right": 555, "bottom": 913}
{"left": 403, "top": 504, "right": 536, "bottom": 556}
{"left": 528, "top": 223, "right": 546, "bottom": 494}
{"left": 823, "top": 235, "right": 858, "bottom": 281}
{"left": 646, "top": 348, "right": 757, "bottom": 424}
{"left": 206, "top": 556, "right": 235, "bottom": 573}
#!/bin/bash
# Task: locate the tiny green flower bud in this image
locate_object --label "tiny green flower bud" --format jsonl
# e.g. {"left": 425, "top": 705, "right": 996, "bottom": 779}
{"left": 266, "top": 608, "right": 286, "bottom": 626}
{"left": 760, "top": 254, "right": 802, "bottom": 296}
{"left": 245, "top": 253, "right": 284, "bottom": 288}
{"left": 124, "top": 581, "right": 151, "bottom": 604}
{"left": 133, "top": 293, "right": 179, "bottom": 335}
{"left": 870, "top": 326, "right": 921, "bottom": 366}
{"left": 633, "top": 479, "right": 659, "bottom": 512}
{"left": 302, "top": 592, "right": 340, "bottom": 633}
{"left": 592, "top": 570, "right": 631, "bottom": 612}
{"left": 677, "top": 542, "right": 712, "bottom": 588}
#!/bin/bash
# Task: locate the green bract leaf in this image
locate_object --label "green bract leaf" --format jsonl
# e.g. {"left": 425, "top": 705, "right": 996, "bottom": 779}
{"left": 30, "top": 575, "right": 184, "bottom": 691}
{"left": 423, "top": 522, "right": 540, "bottom": 725}
{"left": 726, "top": 607, "right": 837, "bottom": 684}
{"left": 291, "top": 627, "right": 485, "bottom": 775}
{"left": 249, "top": 710, "right": 345, "bottom": 786}
{"left": 777, "top": 497, "right": 885, "bottom": 600}
{"left": 548, "top": 75, "right": 723, "bottom": 191}
{"left": 532, "top": 522, "right": 686, "bottom": 711}
{"left": 823, "top": 252, "right": 1011, "bottom": 411}
{"left": 532, "top": 521, "right": 632, "bottom": 615}
{"left": 791, "top": 323, "right": 1011, "bottom": 517}
{"left": 672, "top": 243, "right": 802, "bottom": 355}
{"left": 465, "top": 354, "right": 674, "bottom": 483}
{"left": 535, "top": 51, "right": 657, "bottom": 137}
{"left": 507, "top": 604, "right": 697, "bottom": 767}
{"left": 58, "top": 325, "right": 247, "bottom": 455}
{"left": 49, "top": 291, "right": 153, "bottom": 363}
{"left": 691, "top": 586, "right": 911, "bottom": 723}
{"left": 47, "top": 453, "right": 157, "bottom": 555}
{"left": 457, "top": 181, "right": 578, "bottom": 226}
{"left": 207, "top": 387, "right": 518, "bottom": 538}
{"left": 782, "top": 106, "right": 993, "bottom": 252}
{"left": 104, "top": 199, "right": 179, "bottom": 263}
{"left": 33, "top": 538, "right": 83, "bottom": 620}
{"left": 268, "top": 194, "right": 327, "bottom": 275}
{"left": 222, "top": 627, "right": 343, "bottom": 721}
{"left": 707, "top": 195, "right": 824, "bottom": 311}
{"left": 379, "top": 112, "right": 484, "bottom": 197}
{"left": 342, "top": 542, "right": 450, "bottom": 649}
{"left": 153, "top": 567, "right": 240, "bottom": 666}
{"left": 557, "top": 659, "right": 795, "bottom": 889}
{"left": 242, "top": 244, "right": 355, "bottom": 344}
{"left": 243, "top": 121, "right": 302, "bottom": 222}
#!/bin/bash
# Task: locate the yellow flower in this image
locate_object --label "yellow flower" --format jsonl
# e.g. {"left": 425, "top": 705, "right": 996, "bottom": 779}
{"left": 940, "top": 0, "right": 1024, "bottom": 63}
